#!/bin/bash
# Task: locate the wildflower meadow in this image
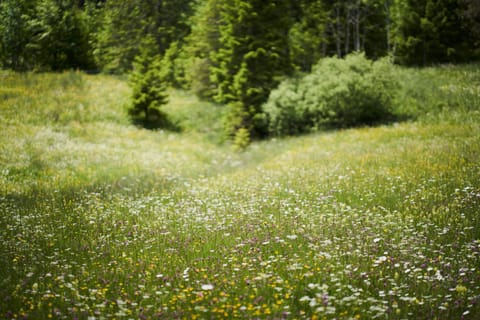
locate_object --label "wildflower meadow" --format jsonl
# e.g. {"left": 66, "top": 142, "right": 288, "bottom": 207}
{"left": 1, "top": 66, "right": 479, "bottom": 319}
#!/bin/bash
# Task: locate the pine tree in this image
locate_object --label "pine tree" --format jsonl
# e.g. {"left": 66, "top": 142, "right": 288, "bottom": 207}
{"left": 182, "top": 0, "right": 223, "bottom": 99}
{"left": 129, "top": 42, "right": 169, "bottom": 125}
{"left": 288, "top": 0, "right": 329, "bottom": 72}
{"left": 394, "top": 0, "right": 474, "bottom": 65}
{"left": 94, "top": 1, "right": 145, "bottom": 73}
{"left": 94, "top": 0, "right": 193, "bottom": 74}
{"left": 209, "top": 0, "right": 293, "bottom": 139}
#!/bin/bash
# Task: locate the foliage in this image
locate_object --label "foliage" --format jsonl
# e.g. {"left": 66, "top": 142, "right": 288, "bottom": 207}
{"left": 233, "top": 127, "right": 251, "bottom": 152}
{"left": 0, "top": 0, "right": 94, "bottom": 71}
{"left": 208, "top": 0, "right": 293, "bottom": 140}
{"left": 33, "top": 0, "right": 95, "bottom": 71}
{"left": 393, "top": 0, "right": 478, "bottom": 65}
{"left": 288, "top": 1, "right": 329, "bottom": 72}
{"left": 264, "top": 53, "right": 397, "bottom": 136}
{"left": 1, "top": 0, "right": 480, "bottom": 74}
{"left": 159, "top": 41, "right": 189, "bottom": 89}
{"left": 0, "top": 0, "right": 36, "bottom": 70}
{"left": 320, "top": 0, "right": 389, "bottom": 59}
{"left": 180, "top": 0, "right": 222, "bottom": 99}
{"left": 262, "top": 77, "right": 309, "bottom": 136}
{"left": 93, "top": 1, "right": 152, "bottom": 74}
{"left": 459, "top": 0, "right": 480, "bottom": 47}
{"left": 94, "top": 0, "right": 193, "bottom": 74}
{"left": 128, "top": 49, "right": 169, "bottom": 127}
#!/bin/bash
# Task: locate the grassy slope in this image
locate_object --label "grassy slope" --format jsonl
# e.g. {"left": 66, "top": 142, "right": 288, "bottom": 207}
{"left": 0, "top": 67, "right": 479, "bottom": 319}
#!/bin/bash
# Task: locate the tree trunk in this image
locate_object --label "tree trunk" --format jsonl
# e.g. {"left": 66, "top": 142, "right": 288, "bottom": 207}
{"left": 335, "top": 5, "right": 342, "bottom": 57}
{"left": 322, "top": 28, "right": 328, "bottom": 57}
{"left": 385, "top": 0, "right": 391, "bottom": 52}
{"left": 354, "top": 4, "right": 361, "bottom": 51}
{"left": 345, "top": 8, "right": 350, "bottom": 54}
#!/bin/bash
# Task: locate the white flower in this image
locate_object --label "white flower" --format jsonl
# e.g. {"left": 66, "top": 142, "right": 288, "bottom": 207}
{"left": 201, "top": 284, "right": 214, "bottom": 291}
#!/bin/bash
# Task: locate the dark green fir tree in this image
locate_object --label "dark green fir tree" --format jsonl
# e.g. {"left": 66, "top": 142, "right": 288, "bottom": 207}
{"left": 129, "top": 44, "right": 169, "bottom": 126}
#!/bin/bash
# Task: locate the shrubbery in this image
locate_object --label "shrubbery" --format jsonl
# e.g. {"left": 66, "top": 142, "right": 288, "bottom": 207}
{"left": 263, "top": 53, "right": 397, "bottom": 136}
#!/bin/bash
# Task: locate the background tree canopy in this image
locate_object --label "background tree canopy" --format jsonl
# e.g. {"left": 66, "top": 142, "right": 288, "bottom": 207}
{"left": 2, "top": 0, "right": 478, "bottom": 72}
{"left": 1, "top": 0, "right": 479, "bottom": 137}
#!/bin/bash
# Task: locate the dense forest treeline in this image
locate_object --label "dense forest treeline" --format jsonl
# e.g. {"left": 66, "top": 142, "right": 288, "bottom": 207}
{"left": 1, "top": 0, "right": 479, "bottom": 141}
{"left": 2, "top": 0, "right": 479, "bottom": 72}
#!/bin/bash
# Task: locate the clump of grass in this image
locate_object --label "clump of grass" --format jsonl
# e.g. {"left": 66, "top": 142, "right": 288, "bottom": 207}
{"left": 1, "top": 67, "right": 479, "bottom": 319}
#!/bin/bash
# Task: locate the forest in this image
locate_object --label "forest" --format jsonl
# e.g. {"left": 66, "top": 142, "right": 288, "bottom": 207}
{"left": 1, "top": 0, "right": 480, "bottom": 142}
{"left": 2, "top": 0, "right": 479, "bottom": 72}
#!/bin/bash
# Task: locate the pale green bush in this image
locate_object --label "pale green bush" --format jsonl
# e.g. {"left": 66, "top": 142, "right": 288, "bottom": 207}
{"left": 264, "top": 53, "right": 397, "bottom": 136}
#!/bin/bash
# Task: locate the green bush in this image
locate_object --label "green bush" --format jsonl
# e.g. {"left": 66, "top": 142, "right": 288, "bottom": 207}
{"left": 263, "top": 53, "right": 397, "bottom": 136}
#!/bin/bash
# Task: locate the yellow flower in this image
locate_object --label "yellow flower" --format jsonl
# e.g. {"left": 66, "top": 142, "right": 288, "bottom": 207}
{"left": 455, "top": 285, "right": 467, "bottom": 294}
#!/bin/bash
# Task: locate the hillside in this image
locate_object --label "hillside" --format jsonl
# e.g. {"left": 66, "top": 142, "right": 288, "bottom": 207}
{"left": 1, "top": 67, "right": 480, "bottom": 319}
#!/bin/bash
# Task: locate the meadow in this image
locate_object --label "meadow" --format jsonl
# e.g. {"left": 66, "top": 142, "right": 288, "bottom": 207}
{"left": 0, "top": 65, "right": 479, "bottom": 319}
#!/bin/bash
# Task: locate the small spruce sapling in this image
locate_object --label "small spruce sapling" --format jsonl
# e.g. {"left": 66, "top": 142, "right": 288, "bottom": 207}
{"left": 233, "top": 127, "right": 251, "bottom": 152}
{"left": 129, "top": 51, "right": 169, "bottom": 125}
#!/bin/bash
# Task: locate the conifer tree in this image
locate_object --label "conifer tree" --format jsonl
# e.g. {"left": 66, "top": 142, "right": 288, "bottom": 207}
{"left": 129, "top": 43, "right": 169, "bottom": 125}
{"left": 182, "top": 0, "right": 222, "bottom": 99}
{"left": 94, "top": 0, "right": 193, "bottom": 74}
{"left": 288, "top": 0, "right": 329, "bottom": 72}
{"left": 394, "top": 0, "right": 474, "bottom": 64}
{"left": 208, "top": 0, "right": 293, "bottom": 139}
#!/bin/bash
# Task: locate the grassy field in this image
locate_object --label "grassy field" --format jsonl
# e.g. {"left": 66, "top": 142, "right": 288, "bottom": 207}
{"left": 1, "top": 65, "right": 479, "bottom": 319}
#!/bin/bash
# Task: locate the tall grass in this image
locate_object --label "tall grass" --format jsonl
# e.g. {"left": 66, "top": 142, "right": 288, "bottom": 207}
{"left": 1, "top": 66, "right": 479, "bottom": 319}
{"left": 394, "top": 63, "right": 480, "bottom": 123}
